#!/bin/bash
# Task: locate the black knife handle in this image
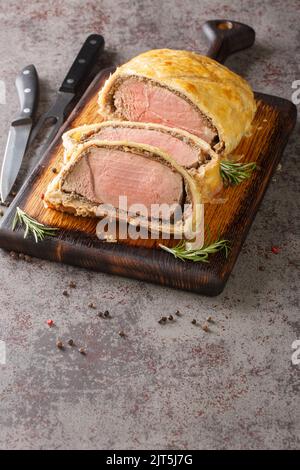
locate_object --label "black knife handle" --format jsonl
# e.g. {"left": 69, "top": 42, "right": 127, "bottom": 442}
{"left": 59, "top": 34, "right": 105, "bottom": 94}
{"left": 14, "top": 64, "right": 39, "bottom": 122}
{"left": 202, "top": 20, "right": 255, "bottom": 64}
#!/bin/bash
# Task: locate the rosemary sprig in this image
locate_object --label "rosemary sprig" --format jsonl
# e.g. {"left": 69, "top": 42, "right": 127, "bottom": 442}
{"left": 220, "top": 160, "right": 257, "bottom": 186}
{"left": 12, "top": 207, "right": 58, "bottom": 243}
{"left": 159, "top": 238, "right": 230, "bottom": 263}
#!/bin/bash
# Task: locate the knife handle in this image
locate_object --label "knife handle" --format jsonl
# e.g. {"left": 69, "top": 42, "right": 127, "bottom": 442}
{"left": 202, "top": 20, "right": 255, "bottom": 64}
{"left": 59, "top": 34, "right": 105, "bottom": 94}
{"left": 14, "top": 64, "right": 39, "bottom": 122}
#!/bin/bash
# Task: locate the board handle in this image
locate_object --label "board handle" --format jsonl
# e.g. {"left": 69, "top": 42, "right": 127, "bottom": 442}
{"left": 202, "top": 20, "right": 255, "bottom": 64}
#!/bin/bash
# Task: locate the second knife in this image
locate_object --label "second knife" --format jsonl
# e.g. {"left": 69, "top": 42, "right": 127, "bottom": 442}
{"left": 29, "top": 34, "right": 105, "bottom": 152}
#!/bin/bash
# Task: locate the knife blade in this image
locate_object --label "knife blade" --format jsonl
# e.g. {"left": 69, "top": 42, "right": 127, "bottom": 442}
{"left": 29, "top": 34, "right": 105, "bottom": 152}
{"left": 0, "top": 64, "right": 39, "bottom": 202}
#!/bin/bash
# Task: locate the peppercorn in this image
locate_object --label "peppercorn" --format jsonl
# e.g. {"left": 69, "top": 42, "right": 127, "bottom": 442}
{"left": 271, "top": 246, "right": 280, "bottom": 254}
{"left": 118, "top": 330, "right": 126, "bottom": 337}
{"left": 168, "top": 315, "right": 174, "bottom": 321}
{"left": 206, "top": 316, "right": 213, "bottom": 323}
{"left": 191, "top": 319, "right": 197, "bottom": 325}
{"left": 68, "top": 339, "right": 74, "bottom": 346}
{"left": 62, "top": 290, "right": 69, "bottom": 297}
{"left": 69, "top": 281, "right": 76, "bottom": 288}
{"left": 9, "top": 251, "right": 18, "bottom": 260}
{"left": 202, "top": 324, "right": 209, "bottom": 332}
{"left": 103, "top": 310, "right": 110, "bottom": 318}
{"left": 88, "top": 302, "right": 96, "bottom": 309}
{"left": 175, "top": 310, "right": 181, "bottom": 316}
{"left": 78, "top": 347, "right": 86, "bottom": 354}
{"left": 56, "top": 340, "right": 63, "bottom": 349}
{"left": 47, "top": 319, "right": 54, "bottom": 327}
{"left": 97, "top": 312, "right": 103, "bottom": 318}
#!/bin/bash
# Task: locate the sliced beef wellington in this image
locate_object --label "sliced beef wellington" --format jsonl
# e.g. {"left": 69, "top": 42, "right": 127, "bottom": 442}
{"left": 98, "top": 49, "right": 256, "bottom": 155}
{"left": 44, "top": 140, "right": 204, "bottom": 249}
{"left": 62, "top": 121, "right": 222, "bottom": 202}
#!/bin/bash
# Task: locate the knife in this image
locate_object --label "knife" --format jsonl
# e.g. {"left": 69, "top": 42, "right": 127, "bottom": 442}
{"left": 29, "top": 34, "right": 105, "bottom": 152}
{"left": 0, "top": 64, "right": 39, "bottom": 202}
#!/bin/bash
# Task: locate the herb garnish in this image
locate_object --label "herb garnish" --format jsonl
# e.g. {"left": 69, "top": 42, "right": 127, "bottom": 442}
{"left": 220, "top": 160, "right": 257, "bottom": 186}
{"left": 12, "top": 207, "right": 58, "bottom": 243}
{"left": 159, "top": 238, "right": 230, "bottom": 263}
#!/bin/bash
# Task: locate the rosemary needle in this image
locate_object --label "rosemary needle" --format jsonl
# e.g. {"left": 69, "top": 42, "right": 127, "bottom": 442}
{"left": 159, "top": 238, "right": 230, "bottom": 263}
{"left": 220, "top": 160, "right": 257, "bottom": 186}
{"left": 12, "top": 207, "right": 58, "bottom": 243}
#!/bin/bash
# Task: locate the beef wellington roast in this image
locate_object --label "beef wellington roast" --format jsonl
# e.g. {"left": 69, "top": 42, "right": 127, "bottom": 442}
{"left": 45, "top": 49, "right": 257, "bottom": 247}
{"left": 98, "top": 49, "right": 256, "bottom": 155}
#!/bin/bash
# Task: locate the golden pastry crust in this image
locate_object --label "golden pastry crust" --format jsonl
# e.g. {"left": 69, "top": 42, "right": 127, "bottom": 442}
{"left": 44, "top": 140, "right": 205, "bottom": 249}
{"left": 98, "top": 49, "right": 256, "bottom": 155}
{"left": 61, "top": 121, "right": 223, "bottom": 202}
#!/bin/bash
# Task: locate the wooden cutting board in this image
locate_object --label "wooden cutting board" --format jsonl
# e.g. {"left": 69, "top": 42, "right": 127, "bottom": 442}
{"left": 0, "top": 64, "right": 296, "bottom": 295}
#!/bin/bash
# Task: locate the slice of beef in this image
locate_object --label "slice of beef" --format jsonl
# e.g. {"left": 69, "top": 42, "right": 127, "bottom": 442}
{"left": 91, "top": 125, "right": 200, "bottom": 168}
{"left": 62, "top": 147, "right": 183, "bottom": 218}
{"left": 113, "top": 78, "right": 218, "bottom": 145}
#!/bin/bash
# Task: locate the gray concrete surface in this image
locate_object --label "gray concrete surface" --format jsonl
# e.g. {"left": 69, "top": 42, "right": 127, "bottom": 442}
{"left": 0, "top": 0, "right": 299, "bottom": 450}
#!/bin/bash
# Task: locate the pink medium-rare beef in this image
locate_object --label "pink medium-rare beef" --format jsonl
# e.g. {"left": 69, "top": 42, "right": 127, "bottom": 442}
{"left": 91, "top": 125, "right": 200, "bottom": 168}
{"left": 62, "top": 147, "right": 183, "bottom": 216}
{"left": 45, "top": 140, "right": 205, "bottom": 248}
{"left": 113, "top": 78, "right": 217, "bottom": 144}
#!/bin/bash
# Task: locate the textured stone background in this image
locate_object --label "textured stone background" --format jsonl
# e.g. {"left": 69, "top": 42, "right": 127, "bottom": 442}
{"left": 0, "top": 0, "right": 299, "bottom": 450}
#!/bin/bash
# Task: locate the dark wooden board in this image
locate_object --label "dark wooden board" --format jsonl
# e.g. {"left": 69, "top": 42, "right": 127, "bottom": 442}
{"left": 0, "top": 68, "right": 296, "bottom": 295}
